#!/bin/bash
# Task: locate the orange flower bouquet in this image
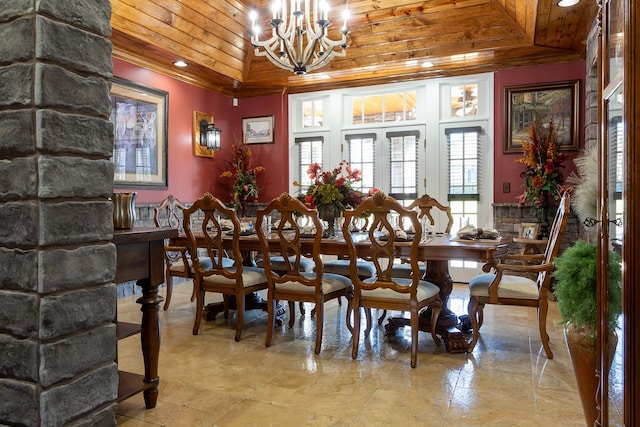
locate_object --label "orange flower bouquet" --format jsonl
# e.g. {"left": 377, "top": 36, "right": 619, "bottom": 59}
{"left": 516, "top": 119, "right": 568, "bottom": 231}
{"left": 220, "top": 140, "right": 264, "bottom": 216}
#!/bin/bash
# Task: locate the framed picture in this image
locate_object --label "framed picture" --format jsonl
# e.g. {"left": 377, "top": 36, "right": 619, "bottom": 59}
{"left": 504, "top": 80, "right": 579, "bottom": 153}
{"left": 519, "top": 223, "right": 540, "bottom": 240}
{"left": 242, "top": 115, "right": 274, "bottom": 144}
{"left": 192, "top": 111, "right": 215, "bottom": 158}
{"left": 109, "top": 77, "right": 168, "bottom": 188}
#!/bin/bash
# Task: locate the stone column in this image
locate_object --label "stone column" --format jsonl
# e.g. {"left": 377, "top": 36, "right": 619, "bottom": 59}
{"left": 0, "top": 2, "right": 117, "bottom": 426}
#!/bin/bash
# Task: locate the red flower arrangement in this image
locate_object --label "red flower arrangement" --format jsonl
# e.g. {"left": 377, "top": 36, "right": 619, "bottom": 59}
{"left": 220, "top": 140, "right": 264, "bottom": 216}
{"left": 294, "top": 160, "right": 365, "bottom": 220}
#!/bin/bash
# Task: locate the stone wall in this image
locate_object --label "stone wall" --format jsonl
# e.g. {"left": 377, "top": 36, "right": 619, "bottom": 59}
{"left": 0, "top": 2, "right": 117, "bottom": 426}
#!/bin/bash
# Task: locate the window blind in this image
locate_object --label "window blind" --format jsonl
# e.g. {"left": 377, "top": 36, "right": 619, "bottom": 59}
{"left": 445, "top": 126, "right": 482, "bottom": 201}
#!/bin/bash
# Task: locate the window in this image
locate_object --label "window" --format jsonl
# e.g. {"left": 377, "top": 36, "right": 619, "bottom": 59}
{"left": 446, "top": 122, "right": 480, "bottom": 227}
{"left": 296, "top": 136, "right": 324, "bottom": 188}
{"left": 351, "top": 91, "right": 417, "bottom": 124}
{"left": 345, "top": 133, "right": 376, "bottom": 192}
{"left": 610, "top": 117, "right": 623, "bottom": 238}
{"left": 446, "top": 126, "right": 482, "bottom": 268}
{"left": 450, "top": 84, "right": 478, "bottom": 118}
{"left": 446, "top": 126, "right": 480, "bottom": 198}
{"left": 302, "top": 100, "right": 323, "bottom": 128}
{"left": 388, "top": 130, "right": 420, "bottom": 204}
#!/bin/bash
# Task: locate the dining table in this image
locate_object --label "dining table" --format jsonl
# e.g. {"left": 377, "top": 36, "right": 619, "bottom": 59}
{"left": 170, "top": 230, "right": 508, "bottom": 353}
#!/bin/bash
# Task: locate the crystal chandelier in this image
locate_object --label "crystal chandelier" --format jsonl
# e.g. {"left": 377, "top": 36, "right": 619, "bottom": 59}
{"left": 248, "top": 0, "right": 350, "bottom": 75}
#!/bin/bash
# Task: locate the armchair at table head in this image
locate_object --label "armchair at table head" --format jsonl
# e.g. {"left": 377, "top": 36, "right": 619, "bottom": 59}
{"left": 467, "top": 192, "right": 571, "bottom": 359}
{"left": 256, "top": 192, "right": 353, "bottom": 355}
{"left": 342, "top": 191, "right": 442, "bottom": 368}
{"left": 182, "top": 192, "right": 268, "bottom": 341}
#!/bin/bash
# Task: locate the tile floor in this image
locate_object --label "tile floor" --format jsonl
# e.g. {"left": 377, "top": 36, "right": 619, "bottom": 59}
{"left": 116, "top": 280, "right": 620, "bottom": 426}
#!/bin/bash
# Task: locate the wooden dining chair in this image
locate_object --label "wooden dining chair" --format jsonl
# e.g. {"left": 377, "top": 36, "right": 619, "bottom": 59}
{"left": 256, "top": 192, "right": 353, "bottom": 354}
{"left": 386, "top": 194, "right": 454, "bottom": 279}
{"left": 375, "top": 194, "right": 454, "bottom": 326}
{"left": 467, "top": 192, "right": 571, "bottom": 358}
{"left": 154, "top": 195, "right": 233, "bottom": 310}
{"left": 182, "top": 193, "right": 268, "bottom": 340}
{"left": 342, "top": 191, "right": 442, "bottom": 368}
{"left": 154, "top": 195, "right": 200, "bottom": 310}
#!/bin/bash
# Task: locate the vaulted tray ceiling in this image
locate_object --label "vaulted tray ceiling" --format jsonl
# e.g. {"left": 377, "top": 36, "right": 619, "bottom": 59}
{"left": 110, "top": 0, "right": 596, "bottom": 98}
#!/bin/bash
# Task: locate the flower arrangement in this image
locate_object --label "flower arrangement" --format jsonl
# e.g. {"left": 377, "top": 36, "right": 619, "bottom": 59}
{"left": 219, "top": 140, "right": 264, "bottom": 216}
{"left": 294, "top": 160, "right": 365, "bottom": 221}
{"left": 516, "top": 119, "right": 568, "bottom": 230}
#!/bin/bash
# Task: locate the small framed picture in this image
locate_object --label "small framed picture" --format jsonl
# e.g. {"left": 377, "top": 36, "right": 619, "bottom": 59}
{"left": 519, "top": 223, "right": 539, "bottom": 240}
{"left": 242, "top": 115, "right": 274, "bottom": 144}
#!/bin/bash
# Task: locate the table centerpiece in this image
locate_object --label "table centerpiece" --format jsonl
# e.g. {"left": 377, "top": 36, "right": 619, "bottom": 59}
{"left": 294, "top": 160, "right": 365, "bottom": 236}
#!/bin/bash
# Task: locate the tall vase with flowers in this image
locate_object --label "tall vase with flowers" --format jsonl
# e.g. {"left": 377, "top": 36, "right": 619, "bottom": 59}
{"left": 516, "top": 119, "right": 568, "bottom": 237}
{"left": 220, "top": 139, "right": 265, "bottom": 217}
{"left": 293, "top": 160, "right": 365, "bottom": 236}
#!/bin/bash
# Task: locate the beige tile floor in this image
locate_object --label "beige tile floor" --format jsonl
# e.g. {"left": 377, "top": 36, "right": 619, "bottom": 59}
{"left": 116, "top": 280, "right": 619, "bottom": 426}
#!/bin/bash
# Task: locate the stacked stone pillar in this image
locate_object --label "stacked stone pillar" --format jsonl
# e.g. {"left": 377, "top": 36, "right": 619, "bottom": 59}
{"left": 0, "top": 2, "right": 117, "bottom": 425}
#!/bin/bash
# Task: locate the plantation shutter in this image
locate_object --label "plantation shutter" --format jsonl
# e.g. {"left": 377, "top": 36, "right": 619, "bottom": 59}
{"left": 445, "top": 126, "right": 481, "bottom": 201}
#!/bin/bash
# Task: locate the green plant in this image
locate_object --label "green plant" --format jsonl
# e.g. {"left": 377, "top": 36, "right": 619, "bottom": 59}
{"left": 553, "top": 240, "right": 622, "bottom": 340}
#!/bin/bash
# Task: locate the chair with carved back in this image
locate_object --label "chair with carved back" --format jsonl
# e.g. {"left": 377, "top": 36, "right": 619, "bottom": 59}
{"left": 467, "top": 192, "right": 571, "bottom": 358}
{"left": 342, "top": 191, "right": 442, "bottom": 368}
{"left": 386, "top": 194, "right": 454, "bottom": 279}
{"left": 374, "top": 194, "right": 454, "bottom": 325}
{"left": 256, "top": 193, "right": 353, "bottom": 354}
{"left": 182, "top": 193, "right": 268, "bottom": 340}
{"left": 154, "top": 195, "right": 210, "bottom": 310}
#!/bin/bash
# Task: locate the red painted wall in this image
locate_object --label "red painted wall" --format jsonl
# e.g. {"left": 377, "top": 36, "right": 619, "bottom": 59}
{"left": 115, "top": 58, "right": 584, "bottom": 206}
{"left": 231, "top": 95, "right": 289, "bottom": 203}
{"left": 113, "top": 58, "right": 288, "bottom": 205}
{"left": 493, "top": 61, "right": 585, "bottom": 204}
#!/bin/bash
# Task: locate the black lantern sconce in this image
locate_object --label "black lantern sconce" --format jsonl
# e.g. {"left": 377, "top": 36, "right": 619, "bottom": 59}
{"left": 199, "top": 119, "right": 221, "bottom": 151}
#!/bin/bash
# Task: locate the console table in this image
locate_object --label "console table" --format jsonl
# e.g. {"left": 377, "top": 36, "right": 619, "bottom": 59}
{"left": 113, "top": 227, "right": 177, "bottom": 409}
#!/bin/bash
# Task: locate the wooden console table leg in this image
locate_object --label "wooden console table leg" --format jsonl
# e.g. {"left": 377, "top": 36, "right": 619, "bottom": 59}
{"left": 136, "top": 277, "right": 163, "bottom": 409}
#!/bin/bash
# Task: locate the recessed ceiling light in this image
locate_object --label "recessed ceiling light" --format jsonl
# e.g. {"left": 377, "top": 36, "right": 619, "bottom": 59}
{"left": 174, "top": 60, "right": 188, "bottom": 67}
{"left": 421, "top": 61, "right": 434, "bottom": 68}
{"left": 557, "top": 0, "right": 579, "bottom": 7}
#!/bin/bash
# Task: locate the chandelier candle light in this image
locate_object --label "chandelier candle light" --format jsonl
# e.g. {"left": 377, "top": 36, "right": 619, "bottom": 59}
{"left": 248, "top": 0, "right": 350, "bottom": 75}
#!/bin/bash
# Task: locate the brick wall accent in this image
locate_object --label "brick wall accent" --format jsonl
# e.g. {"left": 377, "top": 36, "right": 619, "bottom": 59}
{"left": 493, "top": 204, "right": 581, "bottom": 257}
{"left": 0, "top": 2, "right": 117, "bottom": 425}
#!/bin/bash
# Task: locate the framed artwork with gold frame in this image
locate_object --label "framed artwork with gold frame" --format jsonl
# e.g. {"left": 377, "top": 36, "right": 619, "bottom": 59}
{"left": 193, "top": 111, "right": 215, "bottom": 158}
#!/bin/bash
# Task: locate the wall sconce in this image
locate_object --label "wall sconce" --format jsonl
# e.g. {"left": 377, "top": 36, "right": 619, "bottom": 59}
{"left": 199, "top": 119, "right": 221, "bottom": 151}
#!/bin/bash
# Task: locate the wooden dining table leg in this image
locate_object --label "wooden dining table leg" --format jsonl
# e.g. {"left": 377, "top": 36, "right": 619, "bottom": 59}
{"left": 385, "top": 259, "right": 470, "bottom": 353}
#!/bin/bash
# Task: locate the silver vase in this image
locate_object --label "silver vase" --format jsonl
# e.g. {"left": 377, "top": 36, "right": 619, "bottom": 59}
{"left": 112, "top": 192, "right": 137, "bottom": 229}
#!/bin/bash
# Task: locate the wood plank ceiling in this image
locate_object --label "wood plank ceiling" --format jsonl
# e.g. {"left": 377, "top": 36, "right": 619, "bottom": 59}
{"left": 110, "top": 0, "right": 596, "bottom": 99}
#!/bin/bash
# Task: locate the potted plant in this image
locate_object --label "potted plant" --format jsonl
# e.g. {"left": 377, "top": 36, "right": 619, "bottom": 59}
{"left": 553, "top": 240, "right": 622, "bottom": 426}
